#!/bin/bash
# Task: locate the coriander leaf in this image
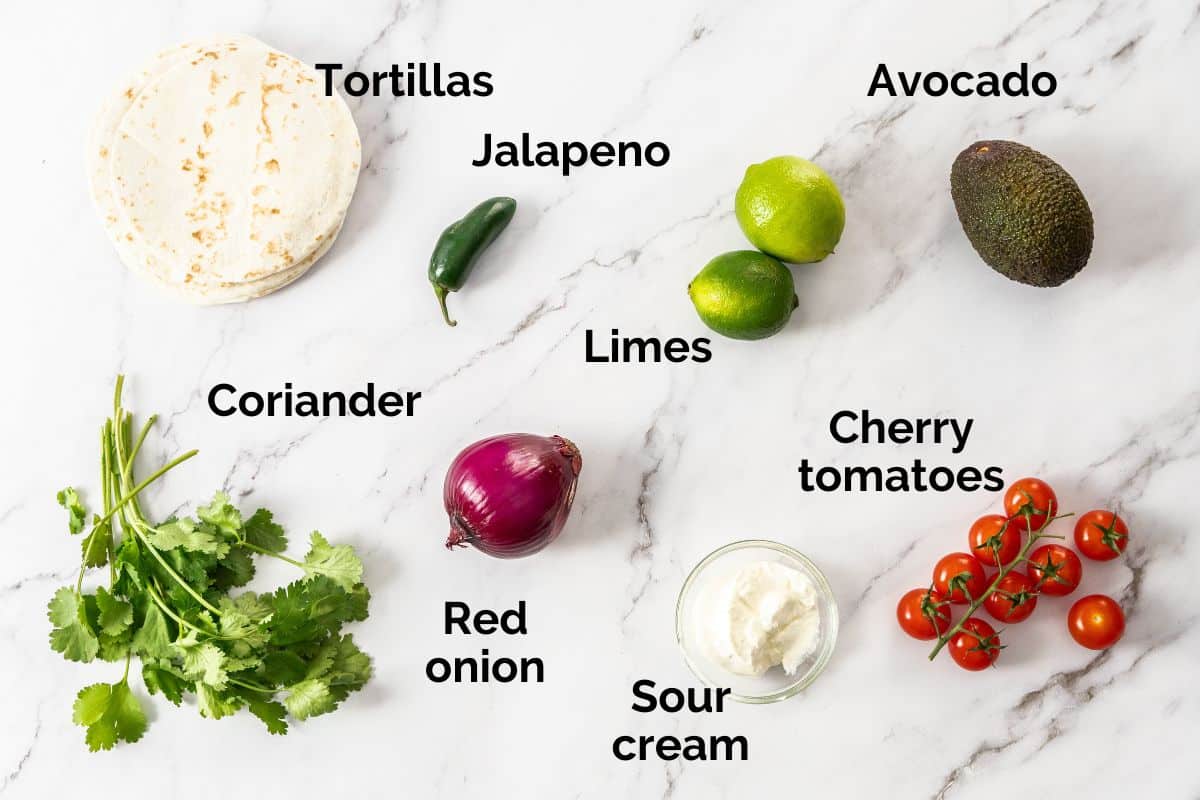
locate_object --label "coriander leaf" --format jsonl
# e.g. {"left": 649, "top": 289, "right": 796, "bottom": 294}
{"left": 306, "top": 634, "right": 372, "bottom": 702}
{"left": 80, "top": 516, "right": 112, "bottom": 568}
{"left": 142, "top": 662, "right": 186, "bottom": 706}
{"left": 197, "top": 492, "right": 242, "bottom": 540}
{"left": 217, "top": 600, "right": 269, "bottom": 653}
{"left": 212, "top": 547, "right": 255, "bottom": 590}
{"left": 260, "top": 651, "right": 307, "bottom": 687}
{"left": 283, "top": 679, "right": 336, "bottom": 720}
{"left": 302, "top": 532, "right": 363, "bottom": 592}
{"left": 196, "top": 684, "right": 243, "bottom": 720}
{"left": 112, "top": 536, "right": 145, "bottom": 596}
{"left": 147, "top": 517, "right": 229, "bottom": 557}
{"left": 131, "top": 603, "right": 174, "bottom": 660}
{"left": 176, "top": 638, "right": 228, "bottom": 689}
{"left": 241, "top": 695, "right": 288, "bottom": 735}
{"left": 266, "top": 577, "right": 364, "bottom": 646}
{"left": 97, "top": 635, "right": 131, "bottom": 663}
{"left": 328, "top": 634, "right": 373, "bottom": 692}
{"left": 95, "top": 587, "right": 132, "bottom": 637}
{"left": 48, "top": 587, "right": 99, "bottom": 662}
{"left": 232, "top": 592, "right": 272, "bottom": 622}
{"left": 243, "top": 508, "right": 287, "bottom": 552}
{"left": 73, "top": 680, "right": 147, "bottom": 752}
{"left": 57, "top": 488, "right": 87, "bottom": 534}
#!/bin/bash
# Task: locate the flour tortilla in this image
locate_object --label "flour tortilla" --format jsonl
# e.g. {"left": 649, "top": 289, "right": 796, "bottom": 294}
{"left": 88, "top": 35, "right": 359, "bottom": 302}
{"left": 152, "top": 217, "right": 344, "bottom": 304}
{"left": 87, "top": 37, "right": 246, "bottom": 283}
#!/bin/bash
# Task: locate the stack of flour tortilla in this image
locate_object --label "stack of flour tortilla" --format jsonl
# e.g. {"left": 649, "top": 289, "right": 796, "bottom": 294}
{"left": 87, "top": 35, "right": 360, "bottom": 303}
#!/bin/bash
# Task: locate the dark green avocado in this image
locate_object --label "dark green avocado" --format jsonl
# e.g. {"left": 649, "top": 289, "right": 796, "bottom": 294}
{"left": 950, "top": 140, "right": 1093, "bottom": 287}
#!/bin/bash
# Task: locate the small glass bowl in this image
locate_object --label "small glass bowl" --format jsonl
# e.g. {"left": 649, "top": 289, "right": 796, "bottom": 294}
{"left": 676, "top": 540, "right": 839, "bottom": 703}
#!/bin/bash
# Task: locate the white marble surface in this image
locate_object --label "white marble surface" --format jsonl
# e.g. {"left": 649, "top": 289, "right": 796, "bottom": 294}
{"left": 2, "top": 0, "right": 1198, "bottom": 797}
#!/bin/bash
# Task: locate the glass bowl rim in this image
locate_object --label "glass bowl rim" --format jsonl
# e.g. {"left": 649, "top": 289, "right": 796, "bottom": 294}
{"left": 675, "top": 538, "right": 839, "bottom": 704}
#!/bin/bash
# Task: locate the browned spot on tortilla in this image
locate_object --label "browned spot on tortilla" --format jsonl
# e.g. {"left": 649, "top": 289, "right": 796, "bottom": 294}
{"left": 209, "top": 70, "right": 222, "bottom": 91}
{"left": 98, "top": 146, "right": 109, "bottom": 158}
{"left": 252, "top": 185, "right": 267, "bottom": 196}
{"left": 196, "top": 145, "right": 209, "bottom": 160}
{"left": 266, "top": 240, "right": 279, "bottom": 254}
{"left": 259, "top": 81, "right": 284, "bottom": 141}
{"left": 181, "top": 159, "right": 194, "bottom": 172}
{"left": 202, "top": 121, "right": 213, "bottom": 138}
{"left": 264, "top": 159, "right": 280, "bottom": 173}
{"left": 266, "top": 52, "right": 280, "bottom": 67}
{"left": 124, "top": 88, "right": 134, "bottom": 99}
{"left": 228, "top": 90, "right": 245, "bottom": 107}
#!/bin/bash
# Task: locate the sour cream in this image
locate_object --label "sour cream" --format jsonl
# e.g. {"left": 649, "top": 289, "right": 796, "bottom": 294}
{"left": 697, "top": 560, "right": 821, "bottom": 677}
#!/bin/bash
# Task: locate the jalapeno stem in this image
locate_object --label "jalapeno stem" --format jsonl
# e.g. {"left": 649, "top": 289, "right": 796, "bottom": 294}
{"left": 433, "top": 285, "right": 457, "bottom": 327}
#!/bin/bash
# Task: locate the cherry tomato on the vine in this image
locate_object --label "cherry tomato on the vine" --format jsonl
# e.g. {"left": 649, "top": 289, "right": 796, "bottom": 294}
{"left": 968, "top": 514, "right": 1022, "bottom": 567}
{"left": 1067, "top": 594, "right": 1125, "bottom": 650}
{"left": 1026, "top": 544, "right": 1083, "bottom": 596}
{"left": 932, "top": 552, "right": 989, "bottom": 604}
{"left": 1074, "top": 510, "right": 1129, "bottom": 561}
{"left": 896, "top": 587, "right": 952, "bottom": 640}
{"left": 983, "top": 572, "right": 1039, "bottom": 623}
{"left": 948, "top": 617, "right": 1002, "bottom": 671}
{"left": 1004, "top": 477, "right": 1058, "bottom": 532}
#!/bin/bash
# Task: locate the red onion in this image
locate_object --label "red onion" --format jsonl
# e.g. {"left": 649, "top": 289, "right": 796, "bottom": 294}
{"left": 444, "top": 433, "right": 582, "bottom": 558}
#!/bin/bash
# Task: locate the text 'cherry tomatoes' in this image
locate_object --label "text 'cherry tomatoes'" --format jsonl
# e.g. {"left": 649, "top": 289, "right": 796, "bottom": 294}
{"left": 1004, "top": 477, "right": 1058, "bottom": 532}
{"left": 948, "top": 617, "right": 1002, "bottom": 671}
{"left": 969, "top": 514, "right": 1022, "bottom": 567}
{"left": 983, "top": 572, "right": 1039, "bottom": 624}
{"left": 1074, "top": 510, "right": 1129, "bottom": 561}
{"left": 1027, "top": 544, "right": 1083, "bottom": 596}
{"left": 932, "top": 552, "right": 989, "bottom": 604}
{"left": 897, "top": 588, "right": 952, "bottom": 640}
{"left": 1067, "top": 594, "right": 1125, "bottom": 650}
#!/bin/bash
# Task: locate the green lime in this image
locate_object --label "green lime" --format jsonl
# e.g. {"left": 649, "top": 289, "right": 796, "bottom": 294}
{"left": 688, "top": 251, "right": 798, "bottom": 340}
{"left": 734, "top": 156, "right": 845, "bottom": 263}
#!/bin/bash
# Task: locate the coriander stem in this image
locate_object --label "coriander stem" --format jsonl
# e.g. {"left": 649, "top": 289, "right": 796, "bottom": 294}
{"left": 227, "top": 677, "right": 276, "bottom": 694}
{"left": 135, "top": 527, "right": 224, "bottom": 617}
{"left": 239, "top": 541, "right": 305, "bottom": 569}
{"left": 92, "top": 449, "right": 199, "bottom": 532}
{"left": 147, "top": 582, "right": 219, "bottom": 636}
{"left": 125, "top": 414, "right": 156, "bottom": 473}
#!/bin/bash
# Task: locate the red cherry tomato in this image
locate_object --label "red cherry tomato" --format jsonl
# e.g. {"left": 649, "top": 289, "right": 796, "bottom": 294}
{"left": 983, "top": 572, "right": 1039, "bottom": 623}
{"left": 1074, "top": 510, "right": 1129, "bottom": 561}
{"left": 1027, "top": 544, "right": 1083, "bottom": 596}
{"left": 948, "top": 617, "right": 1002, "bottom": 671}
{"left": 896, "top": 587, "right": 952, "bottom": 640}
{"left": 968, "top": 514, "right": 1022, "bottom": 567}
{"left": 932, "top": 552, "right": 989, "bottom": 604}
{"left": 1067, "top": 594, "right": 1125, "bottom": 650}
{"left": 1004, "top": 477, "right": 1058, "bottom": 532}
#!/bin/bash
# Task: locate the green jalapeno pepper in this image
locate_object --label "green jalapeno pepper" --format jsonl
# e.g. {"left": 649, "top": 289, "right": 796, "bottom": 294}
{"left": 428, "top": 196, "right": 517, "bottom": 327}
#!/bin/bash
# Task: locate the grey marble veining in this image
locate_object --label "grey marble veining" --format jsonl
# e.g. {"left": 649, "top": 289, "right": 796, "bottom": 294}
{"left": 0, "top": 0, "right": 1197, "bottom": 797}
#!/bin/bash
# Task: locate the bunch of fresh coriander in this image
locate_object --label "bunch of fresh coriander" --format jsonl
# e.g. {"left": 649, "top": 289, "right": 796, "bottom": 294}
{"left": 50, "top": 376, "right": 372, "bottom": 751}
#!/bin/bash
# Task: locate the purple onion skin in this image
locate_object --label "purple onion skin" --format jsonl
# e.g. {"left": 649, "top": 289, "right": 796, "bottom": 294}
{"left": 444, "top": 433, "right": 582, "bottom": 558}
